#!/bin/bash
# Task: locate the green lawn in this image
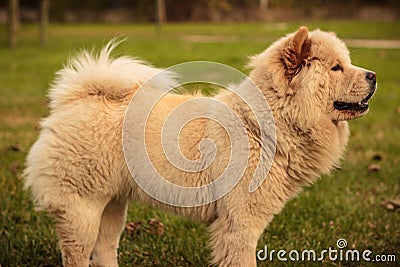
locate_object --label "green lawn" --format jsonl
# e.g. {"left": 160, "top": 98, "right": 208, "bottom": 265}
{"left": 0, "top": 21, "right": 399, "bottom": 266}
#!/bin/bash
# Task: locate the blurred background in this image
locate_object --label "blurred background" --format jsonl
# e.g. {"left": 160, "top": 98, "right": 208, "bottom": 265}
{"left": 2, "top": 0, "right": 400, "bottom": 48}
{"left": 1, "top": 0, "right": 400, "bottom": 24}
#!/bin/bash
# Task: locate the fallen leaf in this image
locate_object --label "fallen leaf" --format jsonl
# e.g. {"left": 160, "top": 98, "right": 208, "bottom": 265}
{"left": 368, "top": 164, "right": 381, "bottom": 172}
{"left": 148, "top": 218, "right": 165, "bottom": 236}
{"left": 367, "top": 221, "right": 377, "bottom": 228}
{"left": 10, "top": 162, "right": 20, "bottom": 175}
{"left": 385, "top": 203, "right": 394, "bottom": 210}
{"left": 125, "top": 221, "right": 142, "bottom": 236}
{"left": 126, "top": 219, "right": 165, "bottom": 237}
{"left": 372, "top": 234, "right": 380, "bottom": 239}
{"left": 381, "top": 199, "right": 400, "bottom": 211}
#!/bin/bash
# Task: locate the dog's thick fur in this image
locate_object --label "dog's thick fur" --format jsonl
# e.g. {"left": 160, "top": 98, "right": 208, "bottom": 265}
{"left": 25, "top": 27, "right": 376, "bottom": 266}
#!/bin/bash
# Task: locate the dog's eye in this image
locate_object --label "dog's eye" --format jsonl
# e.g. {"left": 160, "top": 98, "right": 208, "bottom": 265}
{"left": 331, "top": 64, "right": 343, "bottom": 71}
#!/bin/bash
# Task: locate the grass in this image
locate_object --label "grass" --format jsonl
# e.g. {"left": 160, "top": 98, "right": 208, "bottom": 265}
{"left": 1, "top": 21, "right": 399, "bottom": 266}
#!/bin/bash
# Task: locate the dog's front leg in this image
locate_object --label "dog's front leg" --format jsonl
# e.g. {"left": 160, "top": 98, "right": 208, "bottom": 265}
{"left": 208, "top": 214, "right": 267, "bottom": 267}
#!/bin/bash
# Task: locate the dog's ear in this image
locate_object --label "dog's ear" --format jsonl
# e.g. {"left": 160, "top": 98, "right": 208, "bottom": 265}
{"left": 283, "top": 26, "right": 311, "bottom": 79}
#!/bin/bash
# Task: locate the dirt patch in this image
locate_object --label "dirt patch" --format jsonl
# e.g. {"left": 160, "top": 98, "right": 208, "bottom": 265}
{"left": 344, "top": 39, "right": 400, "bottom": 49}
{"left": 182, "top": 34, "right": 400, "bottom": 49}
{"left": 0, "top": 114, "right": 39, "bottom": 127}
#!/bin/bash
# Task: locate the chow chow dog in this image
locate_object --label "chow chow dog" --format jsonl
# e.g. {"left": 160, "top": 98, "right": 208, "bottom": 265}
{"left": 24, "top": 26, "right": 376, "bottom": 266}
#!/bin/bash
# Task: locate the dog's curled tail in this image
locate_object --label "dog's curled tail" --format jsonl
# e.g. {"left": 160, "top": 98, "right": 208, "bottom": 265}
{"left": 48, "top": 39, "right": 178, "bottom": 110}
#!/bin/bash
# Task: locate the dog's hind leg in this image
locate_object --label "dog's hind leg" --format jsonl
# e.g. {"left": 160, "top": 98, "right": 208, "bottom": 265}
{"left": 90, "top": 197, "right": 128, "bottom": 267}
{"left": 55, "top": 196, "right": 106, "bottom": 267}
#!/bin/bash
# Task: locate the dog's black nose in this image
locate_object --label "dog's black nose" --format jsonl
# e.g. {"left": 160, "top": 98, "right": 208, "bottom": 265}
{"left": 366, "top": 72, "right": 376, "bottom": 82}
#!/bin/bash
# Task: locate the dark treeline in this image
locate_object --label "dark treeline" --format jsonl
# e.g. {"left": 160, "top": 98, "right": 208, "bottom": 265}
{"left": 1, "top": 0, "right": 399, "bottom": 22}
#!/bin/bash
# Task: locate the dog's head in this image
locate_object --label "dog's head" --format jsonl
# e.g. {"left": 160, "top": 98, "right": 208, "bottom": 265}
{"left": 249, "top": 26, "right": 377, "bottom": 125}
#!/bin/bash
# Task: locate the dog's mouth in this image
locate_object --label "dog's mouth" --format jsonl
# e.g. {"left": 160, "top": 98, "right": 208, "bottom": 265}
{"left": 333, "top": 100, "right": 369, "bottom": 112}
{"left": 333, "top": 89, "right": 375, "bottom": 113}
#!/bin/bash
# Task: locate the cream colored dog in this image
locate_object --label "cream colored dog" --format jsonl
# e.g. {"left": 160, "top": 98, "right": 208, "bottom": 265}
{"left": 25, "top": 27, "right": 376, "bottom": 266}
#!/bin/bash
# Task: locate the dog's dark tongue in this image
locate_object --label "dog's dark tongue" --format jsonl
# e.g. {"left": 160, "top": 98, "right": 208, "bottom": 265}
{"left": 334, "top": 101, "right": 368, "bottom": 111}
{"left": 334, "top": 101, "right": 353, "bottom": 110}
